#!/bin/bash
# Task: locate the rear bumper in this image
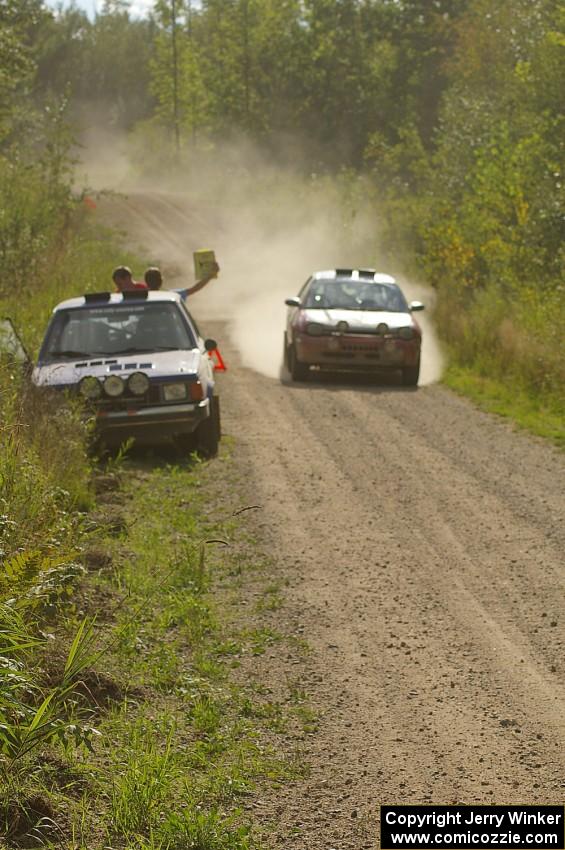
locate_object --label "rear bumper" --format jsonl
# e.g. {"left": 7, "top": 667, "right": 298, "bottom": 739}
{"left": 96, "top": 399, "right": 209, "bottom": 442}
{"left": 295, "top": 334, "right": 420, "bottom": 370}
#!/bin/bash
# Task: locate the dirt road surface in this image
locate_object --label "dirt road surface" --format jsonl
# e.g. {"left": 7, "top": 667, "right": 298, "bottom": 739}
{"left": 98, "top": 191, "right": 565, "bottom": 848}
{"left": 219, "top": 353, "right": 565, "bottom": 848}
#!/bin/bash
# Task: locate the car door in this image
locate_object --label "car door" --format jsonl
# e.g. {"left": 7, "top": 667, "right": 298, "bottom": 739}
{"left": 181, "top": 305, "right": 216, "bottom": 394}
{"left": 0, "top": 318, "right": 30, "bottom": 367}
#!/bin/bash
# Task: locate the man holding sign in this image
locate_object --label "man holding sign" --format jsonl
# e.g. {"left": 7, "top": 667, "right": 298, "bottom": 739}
{"left": 144, "top": 250, "right": 220, "bottom": 299}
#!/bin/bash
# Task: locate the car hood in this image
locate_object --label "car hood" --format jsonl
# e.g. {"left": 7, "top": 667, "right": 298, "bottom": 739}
{"left": 33, "top": 349, "right": 201, "bottom": 387}
{"left": 301, "top": 308, "right": 414, "bottom": 331}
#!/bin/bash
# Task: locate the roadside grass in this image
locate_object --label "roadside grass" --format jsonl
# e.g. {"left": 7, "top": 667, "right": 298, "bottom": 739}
{"left": 0, "top": 211, "right": 144, "bottom": 361}
{"left": 0, "top": 208, "right": 154, "bottom": 842}
{"left": 0, "top": 447, "right": 311, "bottom": 848}
{"left": 443, "top": 365, "right": 565, "bottom": 448}
{"left": 434, "top": 284, "right": 564, "bottom": 448}
{"left": 0, "top": 204, "right": 149, "bottom": 574}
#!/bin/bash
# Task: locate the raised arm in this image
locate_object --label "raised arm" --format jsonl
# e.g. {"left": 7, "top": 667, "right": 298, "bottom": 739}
{"left": 185, "top": 261, "right": 220, "bottom": 296}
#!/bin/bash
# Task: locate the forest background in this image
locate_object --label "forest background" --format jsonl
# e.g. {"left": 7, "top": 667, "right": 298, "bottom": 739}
{"left": 2, "top": 0, "right": 564, "bottom": 413}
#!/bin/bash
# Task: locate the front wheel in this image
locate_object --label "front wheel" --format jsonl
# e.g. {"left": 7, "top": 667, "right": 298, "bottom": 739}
{"left": 288, "top": 344, "right": 309, "bottom": 381}
{"left": 196, "top": 397, "right": 220, "bottom": 457}
{"left": 402, "top": 359, "right": 420, "bottom": 387}
{"left": 283, "top": 334, "right": 290, "bottom": 370}
{"left": 211, "top": 396, "right": 221, "bottom": 441}
{"left": 174, "top": 431, "right": 196, "bottom": 455}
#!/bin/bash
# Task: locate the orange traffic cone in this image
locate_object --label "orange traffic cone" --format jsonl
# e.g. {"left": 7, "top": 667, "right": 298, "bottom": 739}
{"left": 209, "top": 347, "right": 227, "bottom": 372}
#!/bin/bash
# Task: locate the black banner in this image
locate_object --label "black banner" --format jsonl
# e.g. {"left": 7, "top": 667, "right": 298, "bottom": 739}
{"left": 381, "top": 806, "right": 565, "bottom": 849}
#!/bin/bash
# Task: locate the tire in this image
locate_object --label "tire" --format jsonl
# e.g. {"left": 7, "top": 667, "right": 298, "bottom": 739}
{"left": 288, "top": 344, "right": 309, "bottom": 381}
{"left": 402, "top": 359, "right": 420, "bottom": 387}
{"left": 212, "top": 395, "right": 221, "bottom": 441}
{"left": 196, "top": 397, "right": 220, "bottom": 457}
{"left": 283, "top": 334, "right": 290, "bottom": 370}
{"left": 175, "top": 431, "right": 197, "bottom": 454}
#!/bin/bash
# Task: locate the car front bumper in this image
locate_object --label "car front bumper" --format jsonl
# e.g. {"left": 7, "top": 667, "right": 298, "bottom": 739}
{"left": 95, "top": 399, "right": 210, "bottom": 442}
{"left": 295, "top": 334, "right": 420, "bottom": 371}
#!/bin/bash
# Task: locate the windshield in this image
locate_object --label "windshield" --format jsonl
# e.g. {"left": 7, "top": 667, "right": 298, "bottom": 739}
{"left": 303, "top": 279, "right": 408, "bottom": 312}
{"left": 40, "top": 303, "right": 197, "bottom": 362}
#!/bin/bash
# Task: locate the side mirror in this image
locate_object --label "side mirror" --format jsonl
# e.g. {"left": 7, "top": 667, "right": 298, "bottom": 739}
{"left": 285, "top": 297, "right": 301, "bottom": 308}
{"left": 409, "top": 301, "right": 425, "bottom": 312}
{"left": 204, "top": 338, "right": 217, "bottom": 352}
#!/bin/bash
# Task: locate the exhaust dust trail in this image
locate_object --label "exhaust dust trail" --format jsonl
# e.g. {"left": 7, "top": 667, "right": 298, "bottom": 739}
{"left": 81, "top": 136, "right": 444, "bottom": 385}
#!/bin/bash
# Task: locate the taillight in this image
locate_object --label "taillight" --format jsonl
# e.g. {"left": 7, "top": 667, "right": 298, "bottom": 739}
{"left": 188, "top": 381, "right": 205, "bottom": 402}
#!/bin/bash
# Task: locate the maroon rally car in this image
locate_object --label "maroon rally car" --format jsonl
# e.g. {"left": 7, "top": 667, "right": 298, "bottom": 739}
{"left": 283, "top": 269, "right": 424, "bottom": 385}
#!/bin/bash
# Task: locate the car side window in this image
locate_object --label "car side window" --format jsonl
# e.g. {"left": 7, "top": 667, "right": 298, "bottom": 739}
{"left": 297, "top": 277, "right": 312, "bottom": 300}
{"left": 178, "top": 303, "right": 202, "bottom": 348}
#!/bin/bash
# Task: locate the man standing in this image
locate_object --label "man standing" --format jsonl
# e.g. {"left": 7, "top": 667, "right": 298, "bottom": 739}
{"left": 143, "top": 262, "right": 220, "bottom": 298}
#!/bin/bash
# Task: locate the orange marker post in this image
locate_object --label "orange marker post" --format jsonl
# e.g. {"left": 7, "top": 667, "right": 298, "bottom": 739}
{"left": 209, "top": 347, "right": 227, "bottom": 372}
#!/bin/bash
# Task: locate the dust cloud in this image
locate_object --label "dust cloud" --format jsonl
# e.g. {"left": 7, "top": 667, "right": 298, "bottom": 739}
{"left": 78, "top": 132, "right": 444, "bottom": 385}
{"left": 75, "top": 125, "right": 134, "bottom": 191}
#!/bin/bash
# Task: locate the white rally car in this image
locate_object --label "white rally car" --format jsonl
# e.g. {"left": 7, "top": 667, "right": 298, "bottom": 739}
{"left": 284, "top": 269, "right": 424, "bottom": 385}
{"left": 30, "top": 289, "right": 221, "bottom": 455}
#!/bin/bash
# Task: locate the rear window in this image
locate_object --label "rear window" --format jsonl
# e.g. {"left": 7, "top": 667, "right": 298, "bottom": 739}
{"left": 304, "top": 279, "right": 408, "bottom": 312}
{"left": 40, "top": 303, "right": 197, "bottom": 362}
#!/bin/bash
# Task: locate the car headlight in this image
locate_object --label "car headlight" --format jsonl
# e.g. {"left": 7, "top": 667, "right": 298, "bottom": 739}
{"left": 163, "top": 382, "right": 188, "bottom": 401}
{"left": 78, "top": 376, "right": 102, "bottom": 400}
{"left": 306, "top": 322, "right": 328, "bottom": 336}
{"left": 104, "top": 375, "right": 125, "bottom": 397}
{"left": 398, "top": 327, "right": 415, "bottom": 340}
{"left": 128, "top": 371, "right": 150, "bottom": 396}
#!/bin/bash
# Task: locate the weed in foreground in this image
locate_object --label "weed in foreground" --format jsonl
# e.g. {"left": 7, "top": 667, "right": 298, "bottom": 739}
{"left": 110, "top": 726, "right": 175, "bottom": 837}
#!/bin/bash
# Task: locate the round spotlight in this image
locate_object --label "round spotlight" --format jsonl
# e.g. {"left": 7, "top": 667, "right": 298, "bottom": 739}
{"left": 78, "top": 375, "right": 102, "bottom": 400}
{"left": 376, "top": 322, "right": 389, "bottom": 335}
{"left": 103, "top": 375, "right": 125, "bottom": 397}
{"left": 306, "top": 322, "right": 326, "bottom": 336}
{"left": 128, "top": 371, "right": 150, "bottom": 396}
{"left": 336, "top": 321, "right": 349, "bottom": 333}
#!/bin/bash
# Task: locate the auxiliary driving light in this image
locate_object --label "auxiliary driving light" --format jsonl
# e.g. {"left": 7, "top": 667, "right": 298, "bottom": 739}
{"left": 78, "top": 375, "right": 102, "bottom": 400}
{"left": 336, "top": 321, "right": 349, "bottom": 333}
{"left": 376, "top": 322, "right": 389, "bottom": 335}
{"left": 306, "top": 322, "right": 327, "bottom": 336}
{"left": 103, "top": 374, "right": 125, "bottom": 397}
{"left": 128, "top": 371, "right": 150, "bottom": 396}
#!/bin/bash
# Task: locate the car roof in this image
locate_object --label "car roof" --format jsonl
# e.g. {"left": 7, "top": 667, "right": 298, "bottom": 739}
{"left": 52, "top": 290, "right": 182, "bottom": 312}
{"left": 311, "top": 269, "right": 397, "bottom": 285}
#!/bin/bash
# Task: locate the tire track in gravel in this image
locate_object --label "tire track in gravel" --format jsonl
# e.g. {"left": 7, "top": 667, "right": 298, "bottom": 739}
{"left": 212, "top": 338, "right": 565, "bottom": 848}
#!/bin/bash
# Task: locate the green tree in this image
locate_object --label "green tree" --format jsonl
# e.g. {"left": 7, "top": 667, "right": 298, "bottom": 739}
{"left": 149, "top": 0, "right": 209, "bottom": 147}
{"left": 420, "top": 0, "right": 564, "bottom": 292}
{"left": 0, "top": 0, "right": 46, "bottom": 145}
{"left": 35, "top": 1, "right": 156, "bottom": 131}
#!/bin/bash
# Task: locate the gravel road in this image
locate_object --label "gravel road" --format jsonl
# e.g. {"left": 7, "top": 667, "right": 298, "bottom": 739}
{"left": 98, "top": 190, "right": 565, "bottom": 848}
{"left": 214, "top": 337, "right": 565, "bottom": 847}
